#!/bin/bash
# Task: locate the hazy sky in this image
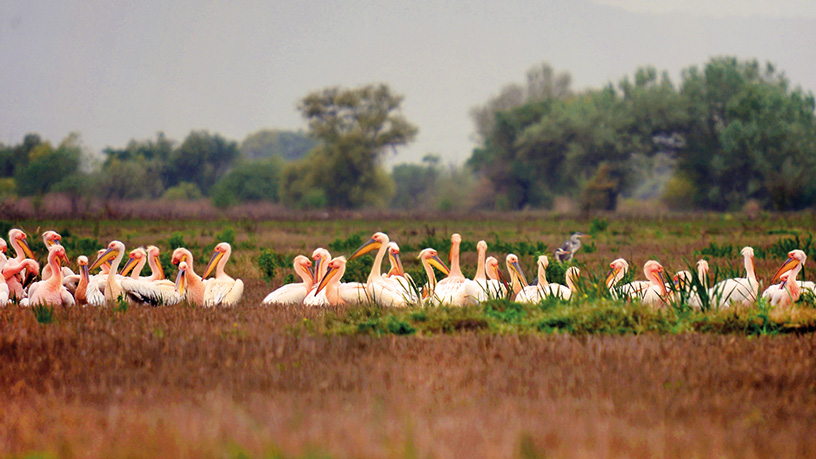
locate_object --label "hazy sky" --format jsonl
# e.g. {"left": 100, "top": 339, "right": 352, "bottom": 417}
{"left": 2, "top": 0, "right": 815, "bottom": 166}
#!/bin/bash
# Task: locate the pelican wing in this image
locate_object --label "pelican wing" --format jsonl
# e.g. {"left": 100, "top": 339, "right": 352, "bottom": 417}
{"left": 263, "top": 283, "right": 309, "bottom": 306}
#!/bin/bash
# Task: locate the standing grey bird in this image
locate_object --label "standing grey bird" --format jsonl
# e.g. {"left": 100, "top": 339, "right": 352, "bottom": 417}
{"left": 555, "top": 232, "right": 590, "bottom": 263}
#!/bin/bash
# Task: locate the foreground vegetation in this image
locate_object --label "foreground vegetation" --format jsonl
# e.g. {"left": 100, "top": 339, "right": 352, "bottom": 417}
{"left": 2, "top": 214, "right": 816, "bottom": 457}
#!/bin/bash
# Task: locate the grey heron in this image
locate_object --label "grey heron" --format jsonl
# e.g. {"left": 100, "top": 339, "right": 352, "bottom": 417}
{"left": 555, "top": 232, "right": 590, "bottom": 262}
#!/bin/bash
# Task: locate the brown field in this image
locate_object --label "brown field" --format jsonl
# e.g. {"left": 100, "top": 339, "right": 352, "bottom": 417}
{"left": 2, "top": 213, "right": 816, "bottom": 457}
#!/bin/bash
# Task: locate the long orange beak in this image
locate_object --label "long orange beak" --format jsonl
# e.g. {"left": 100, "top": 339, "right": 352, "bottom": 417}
{"left": 508, "top": 259, "right": 528, "bottom": 287}
{"left": 120, "top": 256, "right": 138, "bottom": 276}
{"left": 203, "top": 250, "right": 224, "bottom": 278}
{"left": 771, "top": 257, "right": 799, "bottom": 284}
{"left": 427, "top": 254, "right": 450, "bottom": 276}
{"left": 19, "top": 238, "right": 35, "bottom": 259}
{"left": 316, "top": 266, "right": 339, "bottom": 295}
{"left": 90, "top": 248, "right": 118, "bottom": 272}
{"left": 349, "top": 238, "right": 381, "bottom": 261}
{"left": 175, "top": 267, "right": 187, "bottom": 295}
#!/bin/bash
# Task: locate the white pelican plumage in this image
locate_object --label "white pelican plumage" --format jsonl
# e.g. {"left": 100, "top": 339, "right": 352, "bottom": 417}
{"left": 417, "top": 248, "right": 451, "bottom": 305}
{"left": 762, "top": 250, "right": 807, "bottom": 308}
{"left": 537, "top": 265, "right": 580, "bottom": 301}
{"left": 709, "top": 246, "right": 758, "bottom": 308}
{"left": 482, "top": 256, "right": 508, "bottom": 298}
{"left": 262, "top": 255, "right": 314, "bottom": 305}
{"left": 25, "top": 245, "right": 74, "bottom": 307}
{"left": 433, "top": 233, "right": 479, "bottom": 306}
{"left": 303, "top": 248, "right": 332, "bottom": 307}
{"left": 40, "top": 230, "right": 74, "bottom": 280}
{"left": 505, "top": 254, "right": 528, "bottom": 300}
{"left": 201, "top": 242, "right": 244, "bottom": 307}
{"left": 470, "top": 241, "right": 501, "bottom": 301}
{"left": 639, "top": 260, "right": 670, "bottom": 308}
{"left": 348, "top": 232, "right": 416, "bottom": 307}
{"left": 515, "top": 255, "right": 552, "bottom": 303}
{"left": 73, "top": 255, "right": 105, "bottom": 306}
{"left": 314, "top": 256, "right": 368, "bottom": 306}
{"left": 3, "top": 229, "right": 37, "bottom": 301}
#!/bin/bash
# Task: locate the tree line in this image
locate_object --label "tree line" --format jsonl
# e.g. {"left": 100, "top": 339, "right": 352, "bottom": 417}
{"left": 1, "top": 56, "right": 814, "bottom": 212}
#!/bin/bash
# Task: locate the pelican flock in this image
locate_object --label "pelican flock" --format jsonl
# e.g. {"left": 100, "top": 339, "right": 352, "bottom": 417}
{"left": 0, "top": 226, "right": 812, "bottom": 311}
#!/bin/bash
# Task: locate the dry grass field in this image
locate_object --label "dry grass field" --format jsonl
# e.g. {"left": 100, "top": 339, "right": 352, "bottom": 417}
{"left": 2, "top": 213, "right": 816, "bottom": 458}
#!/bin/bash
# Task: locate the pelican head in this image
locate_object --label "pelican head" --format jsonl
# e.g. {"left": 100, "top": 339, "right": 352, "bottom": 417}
{"left": 0, "top": 238, "right": 7, "bottom": 254}
{"left": 387, "top": 242, "right": 404, "bottom": 276}
{"left": 147, "top": 245, "right": 165, "bottom": 279}
{"left": 607, "top": 258, "right": 629, "bottom": 287}
{"left": 418, "top": 248, "right": 450, "bottom": 275}
{"left": 505, "top": 253, "right": 528, "bottom": 287}
{"left": 9, "top": 229, "right": 34, "bottom": 259}
{"left": 203, "top": 242, "right": 231, "bottom": 278}
{"left": 644, "top": 260, "right": 667, "bottom": 295}
{"left": 49, "top": 244, "right": 70, "bottom": 267}
{"left": 316, "top": 256, "right": 347, "bottom": 295}
{"left": 171, "top": 248, "right": 190, "bottom": 265}
{"left": 91, "top": 240, "right": 124, "bottom": 271}
{"left": 349, "top": 232, "right": 389, "bottom": 261}
{"left": 477, "top": 240, "right": 487, "bottom": 252}
{"left": 77, "top": 255, "right": 89, "bottom": 278}
{"left": 771, "top": 249, "right": 807, "bottom": 284}
{"left": 175, "top": 261, "right": 188, "bottom": 295}
{"left": 537, "top": 255, "right": 549, "bottom": 271}
{"left": 120, "top": 247, "right": 146, "bottom": 276}
{"left": 311, "top": 248, "right": 331, "bottom": 283}
{"left": 42, "top": 230, "right": 62, "bottom": 247}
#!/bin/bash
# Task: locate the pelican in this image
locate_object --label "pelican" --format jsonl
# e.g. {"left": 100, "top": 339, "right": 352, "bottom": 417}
{"left": 385, "top": 242, "right": 416, "bottom": 293}
{"left": 314, "top": 257, "right": 369, "bottom": 306}
{"left": 482, "top": 256, "right": 508, "bottom": 298}
{"left": 73, "top": 256, "right": 104, "bottom": 306}
{"left": 303, "top": 248, "right": 332, "bottom": 307}
{"left": 262, "top": 255, "right": 314, "bottom": 305}
{"left": 709, "top": 247, "right": 758, "bottom": 308}
{"left": 762, "top": 250, "right": 807, "bottom": 308}
{"left": 90, "top": 240, "right": 127, "bottom": 304}
{"left": 515, "top": 255, "right": 553, "bottom": 303}
{"left": 172, "top": 249, "right": 208, "bottom": 306}
{"left": 0, "top": 239, "right": 10, "bottom": 306}
{"left": 120, "top": 247, "right": 150, "bottom": 279}
{"left": 201, "top": 242, "right": 244, "bottom": 307}
{"left": 639, "top": 260, "right": 670, "bottom": 308}
{"left": 505, "top": 254, "right": 528, "bottom": 300}
{"left": 433, "top": 233, "right": 479, "bottom": 306}
{"left": 606, "top": 258, "right": 649, "bottom": 298}
{"left": 555, "top": 232, "right": 590, "bottom": 262}
{"left": 40, "top": 231, "right": 74, "bottom": 280}
{"left": 417, "top": 248, "right": 451, "bottom": 305}
{"left": 673, "top": 259, "right": 710, "bottom": 309}
{"left": 348, "top": 232, "right": 417, "bottom": 307}
{"left": 3, "top": 229, "right": 37, "bottom": 300}
{"left": 470, "top": 241, "right": 502, "bottom": 301}
{"left": 25, "top": 245, "right": 74, "bottom": 307}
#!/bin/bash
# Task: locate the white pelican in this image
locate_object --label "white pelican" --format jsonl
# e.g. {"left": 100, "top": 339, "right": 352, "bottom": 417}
{"left": 505, "top": 254, "right": 528, "bottom": 300}
{"left": 348, "top": 232, "right": 417, "bottom": 307}
{"left": 314, "top": 257, "right": 369, "bottom": 306}
{"left": 303, "top": 248, "right": 332, "bottom": 307}
{"left": 3, "top": 229, "right": 37, "bottom": 300}
{"left": 120, "top": 247, "right": 150, "bottom": 279}
{"left": 673, "top": 259, "right": 710, "bottom": 309}
{"left": 25, "top": 245, "right": 74, "bottom": 307}
{"left": 171, "top": 250, "right": 208, "bottom": 307}
{"left": 515, "top": 255, "right": 552, "bottom": 303}
{"left": 482, "top": 256, "right": 508, "bottom": 298}
{"left": 201, "top": 242, "right": 244, "bottom": 307}
{"left": 90, "top": 240, "right": 128, "bottom": 304}
{"left": 433, "top": 233, "right": 479, "bottom": 306}
{"left": 73, "top": 256, "right": 104, "bottom": 306}
{"left": 638, "top": 260, "right": 670, "bottom": 308}
{"left": 470, "top": 241, "right": 501, "bottom": 301}
{"left": 40, "top": 231, "right": 74, "bottom": 280}
{"left": 762, "top": 250, "right": 807, "bottom": 308}
{"left": 417, "top": 248, "right": 451, "bottom": 305}
{"left": 0, "top": 239, "right": 10, "bottom": 306}
{"left": 607, "top": 258, "right": 642, "bottom": 297}
{"left": 538, "top": 265, "right": 580, "bottom": 301}
{"left": 709, "top": 246, "right": 758, "bottom": 308}
{"left": 385, "top": 242, "right": 416, "bottom": 293}
{"left": 262, "top": 255, "right": 314, "bottom": 305}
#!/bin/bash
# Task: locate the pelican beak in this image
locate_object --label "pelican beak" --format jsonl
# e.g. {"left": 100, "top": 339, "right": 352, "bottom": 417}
{"left": 175, "top": 268, "right": 187, "bottom": 295}
{"left": 349, "top": 238, "right": 381, "bottom": 261}
{"left": 393, "top": 252, "right": 404, "bottom": 275}
{"left": 427, "top": 254, "right": 451, "bottom": 276}
{"left": 81, "top": 263, "right": 89, "bottom": 280}
{"left": 307, "top": 263, "right": 315, "bottom": 280}
{"left": 316, "top": 265, "right": 339, "bottom": 295}
{"left": 90, "top": 248, "right": 119, "bottom": 271}
{"left": 203, "top": 250, "right": 224, "bottom": 278}
{"left": 771, "top": 257, "right": 799, "bottom": 284}
{"left": 155, "top": 259, "right": 165, "bottom": 280}
{"left": 605, "top": 267, "right": 619, "bottom": 288}
{"left": 497, "top": 267, "right": 510, "bottom": 292}
{"left": 19, "top": 238, "right": 35, "bottom": 259}
{"left": 120, "top": 256, "right": 137, "bottom": 276}
{"left": 509, "top": 260, "right": 528, "bottom": 287}
{"left": 59, "top": 252, "right": 69, "bottom": 267}
{"left": 658, "top": 271, "right": 668, "bottom": 296}
{"left": 312, "top": 257, "right": 322, "bottom": 283}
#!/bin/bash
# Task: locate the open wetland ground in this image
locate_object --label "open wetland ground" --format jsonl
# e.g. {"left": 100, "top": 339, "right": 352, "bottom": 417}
{"left": 1, "top": 213, "right": 816, "bottom": 458}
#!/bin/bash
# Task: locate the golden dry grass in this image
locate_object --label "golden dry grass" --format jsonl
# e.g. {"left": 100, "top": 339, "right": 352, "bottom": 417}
{"left": 1, "top": 305, "right": 815, "bottom": 458}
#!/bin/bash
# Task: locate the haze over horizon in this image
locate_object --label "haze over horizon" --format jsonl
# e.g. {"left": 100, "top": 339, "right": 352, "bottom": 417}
{"left": 2, "top": 0, "right": 815, "bottom": 167}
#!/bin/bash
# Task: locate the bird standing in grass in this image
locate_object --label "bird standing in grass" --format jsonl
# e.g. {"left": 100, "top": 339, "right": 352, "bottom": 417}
{"left": 555, "top": 232, "right": 590, "bottom": 263}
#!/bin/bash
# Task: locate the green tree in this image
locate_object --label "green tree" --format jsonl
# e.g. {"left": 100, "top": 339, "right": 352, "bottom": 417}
{"left": 390, "top": 154, "right": 440, "bottom": 210}
{"left": 210, "top": 157, "right": 285, "bottom": 207}
{"left": 166, "top": 130, "right": 239, "bottom": 195}
{"left": 240, "top": 129, "right": 316, "bottom": 161}
{"left": 285, "top": 83, "right": 417, "bottom": 209}
{"left": 677, "top": 57, "right": 816, "bottom": 210}
{"left": 14, "top": 134, "right": 81, "bottom": 196}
